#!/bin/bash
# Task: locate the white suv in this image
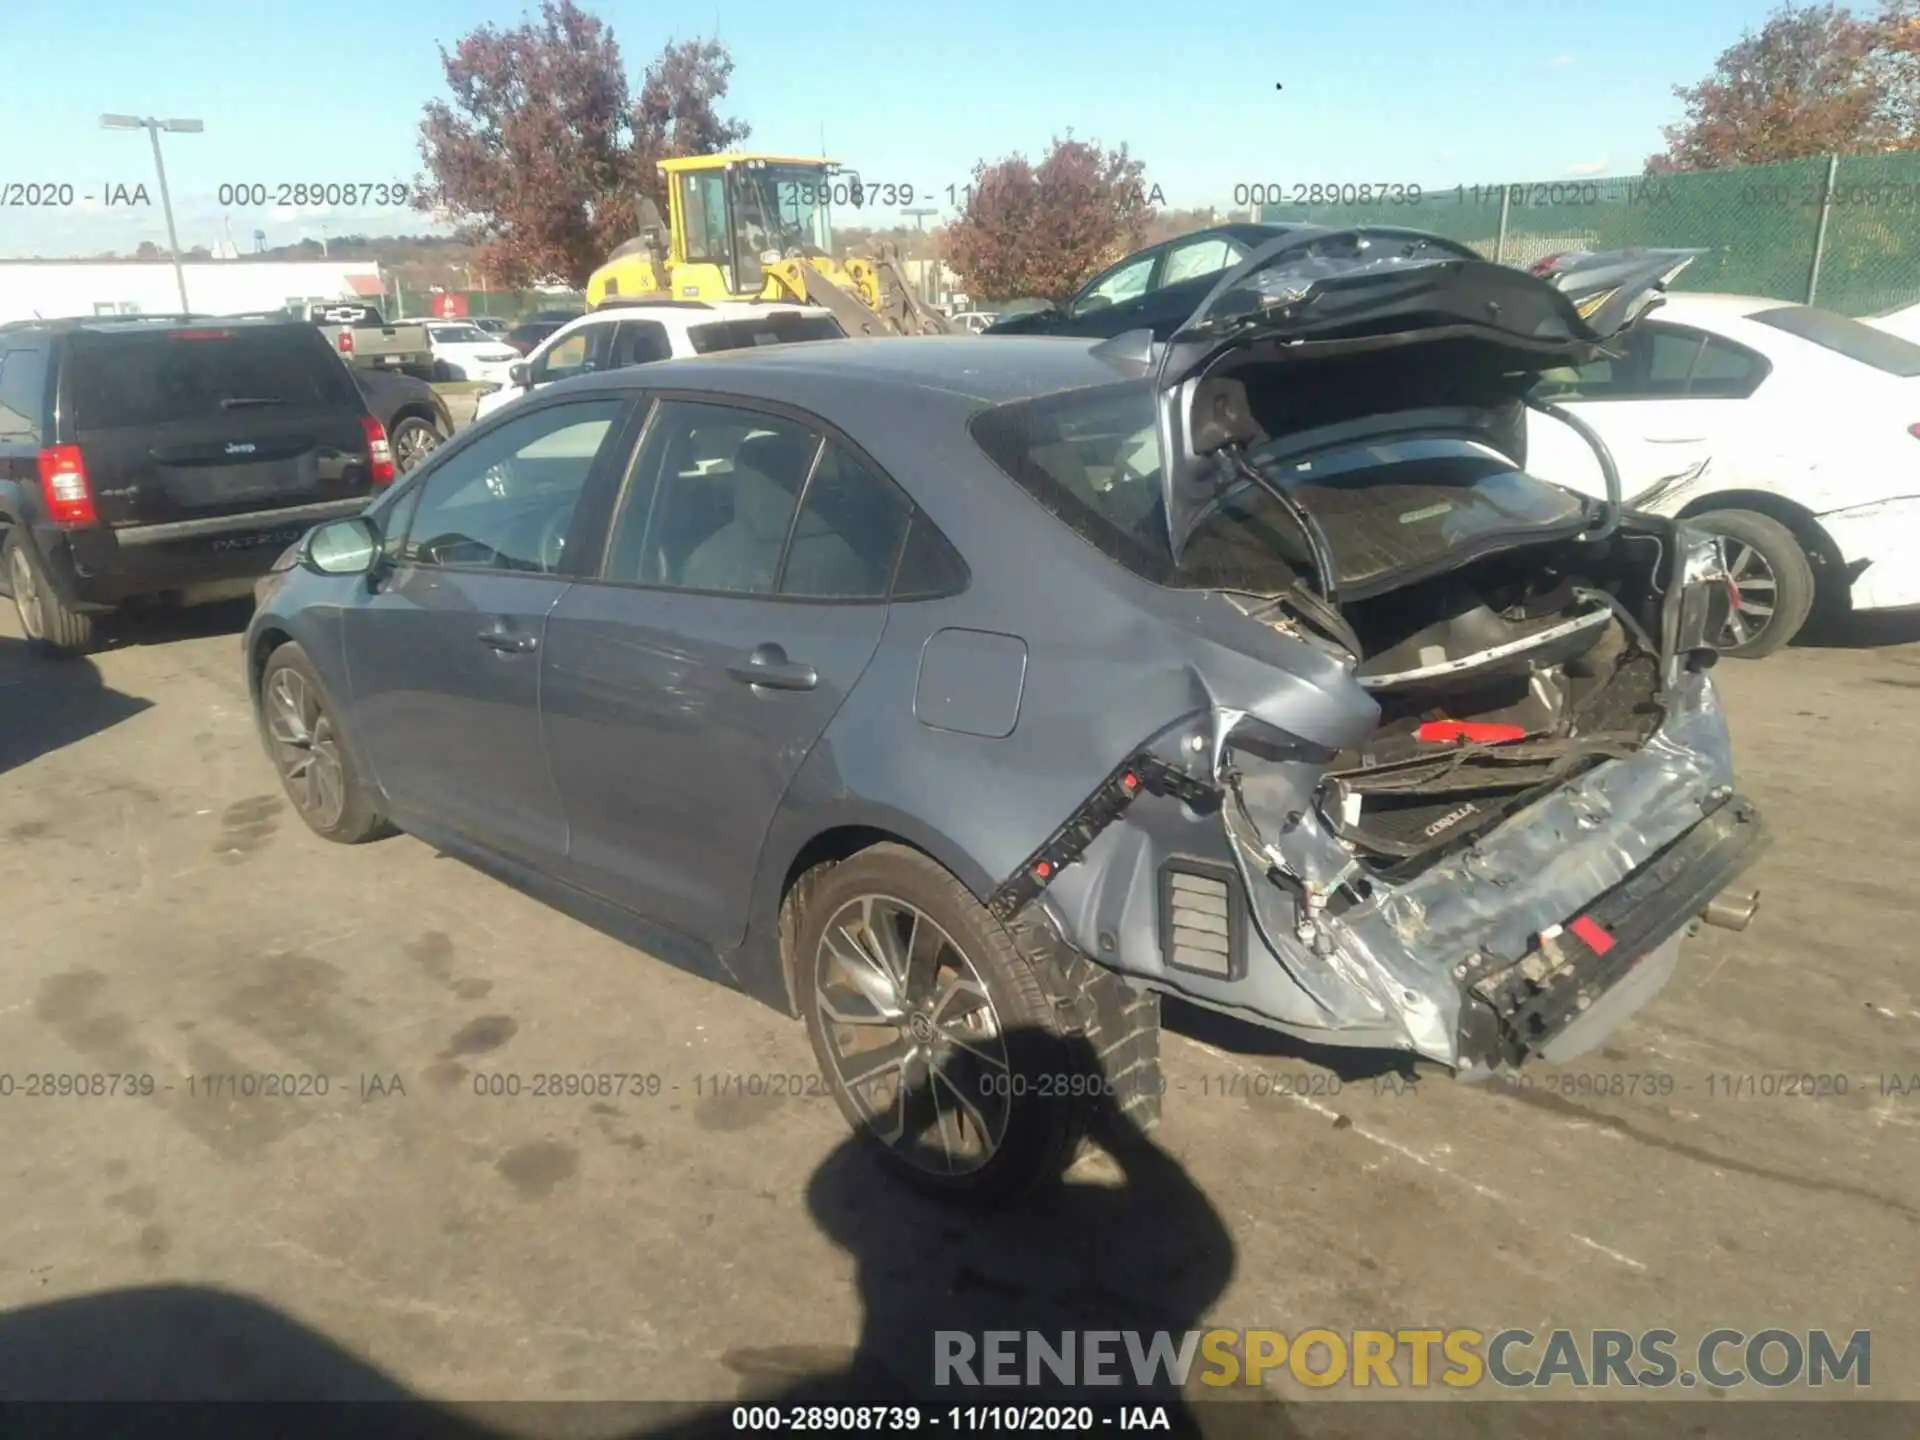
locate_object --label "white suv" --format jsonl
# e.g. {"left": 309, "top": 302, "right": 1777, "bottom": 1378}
{"left": 474, "top": 301, "right": 846, "bottom": 422}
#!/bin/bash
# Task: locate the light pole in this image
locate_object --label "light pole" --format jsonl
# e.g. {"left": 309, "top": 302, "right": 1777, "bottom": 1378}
{"left": 903, "top": 206, "right": 938, "bottom": 304}
{"left": 100, "top": 114, "right": 202, "bottom": 313}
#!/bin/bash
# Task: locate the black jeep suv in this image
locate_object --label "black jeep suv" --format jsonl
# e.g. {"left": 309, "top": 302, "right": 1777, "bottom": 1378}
{"left": 0, "top": 314, "right": 397, "bottom": 656}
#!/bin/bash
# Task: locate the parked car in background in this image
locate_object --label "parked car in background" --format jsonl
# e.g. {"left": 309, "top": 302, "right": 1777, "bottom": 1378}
{"left": 983, "top": 223, "right": 1481, "bottom": 340}
{"left": 244, "top": 245, "right": 1764, "bottom": 1199}
{"left": 473, "top": 300, "right": 845, "bottom": 422}
{"left": 351, "top": 366, "right": 454, "bottom": 475}
{"left": 1523, "top": 281, "right": 1920, "bottom": 657}
{"left": 287, "top": 301, "right": 434, "bottom": 377}
{"left": 504, "top": 319, "right": 570, "bottom": 356}
{"left": 947, "top": 311, "right": 1000, "bottom": 334}
{"left": 424, "top": 320, "right": 522, "bottom": 385}
{"left": 0, "top": 314, "right": 396, "bottom": 655}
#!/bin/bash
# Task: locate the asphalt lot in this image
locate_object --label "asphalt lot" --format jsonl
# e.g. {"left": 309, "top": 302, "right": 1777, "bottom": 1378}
{"left": 0, "top": 586, "right": 1916, "bottom": 1426}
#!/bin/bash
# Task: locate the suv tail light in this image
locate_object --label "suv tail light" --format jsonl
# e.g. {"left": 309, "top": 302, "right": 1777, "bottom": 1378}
{"left": 361, "top": 415, "right": 395, "bottom": 486}
{"left": 38, "top": 445, "right": 98, "bottom": 527}
{"left": 336, "top": 329, "right": 354, "bottom": 355}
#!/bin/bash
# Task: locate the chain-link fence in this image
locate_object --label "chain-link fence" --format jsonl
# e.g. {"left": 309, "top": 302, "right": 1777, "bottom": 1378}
{"left": 1257, "top": 151, "right": 1920, "bottom": 317}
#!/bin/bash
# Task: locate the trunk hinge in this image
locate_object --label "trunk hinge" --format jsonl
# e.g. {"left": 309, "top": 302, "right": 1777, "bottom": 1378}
{"left": 987, "top": 754, "right": 1218, "bottom": 921}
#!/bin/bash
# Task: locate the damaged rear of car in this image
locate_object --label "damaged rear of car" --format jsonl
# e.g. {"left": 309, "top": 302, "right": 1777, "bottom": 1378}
{"left": 970, "top": 235, "right": 1768, "bottom": 1077}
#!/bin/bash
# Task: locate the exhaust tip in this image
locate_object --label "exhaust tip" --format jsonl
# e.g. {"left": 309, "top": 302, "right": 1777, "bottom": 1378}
{"left": 1701, "top": 889, "right": 1760, "bottom": 932}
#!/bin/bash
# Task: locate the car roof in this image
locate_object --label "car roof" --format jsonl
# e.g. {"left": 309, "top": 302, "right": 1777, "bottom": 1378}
{"left": 592, "top": 333, "right": 1127, "bottom": 406}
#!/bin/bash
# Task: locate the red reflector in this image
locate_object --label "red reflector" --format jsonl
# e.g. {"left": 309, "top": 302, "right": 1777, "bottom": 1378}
{"left": 37, "top": 445, "right": 97, "bottom": 527}
{"left": 361, "top": 414, "right": 395, "bottom": 486}
{"left": 1033, "top": 861, "right": 1052, "bottom": 878}
{"left": 1907, "top": 423, "right": 1920, "bottom": 440}
{"left": 1569, "top": 914, "right": 1615, "bottom": 955}
{"left": 1121, "top": 772, "right": 1139, "bottom": 791}
{"left": 1415, "top": 720, "right": 1529, "bottom": 745}
{"left": 169, "top": 329, "right": 232, "bottom": 341}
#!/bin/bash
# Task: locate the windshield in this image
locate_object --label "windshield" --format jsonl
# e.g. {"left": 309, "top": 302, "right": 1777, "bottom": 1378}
{"left": 1748, "top": 304, "right": 1920, "bottom": 377}
{"left": 430, "top": 324, "right": 490, "bottom": 344}
{"left": 730, "top": 165, "right": 833, "bottom": 258}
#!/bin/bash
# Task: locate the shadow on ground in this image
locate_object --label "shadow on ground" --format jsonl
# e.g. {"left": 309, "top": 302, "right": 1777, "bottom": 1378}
{"left": 1793, "top": 607, "right": 1920, "bottom": 651}
{"left": 0, "top": 1033, "right": 1858, "bottom": 1440}
{"left": 0, "top": 633, "right": 153, "bottom": 776}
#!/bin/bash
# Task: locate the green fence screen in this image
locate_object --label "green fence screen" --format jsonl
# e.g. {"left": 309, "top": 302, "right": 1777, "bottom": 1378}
{"left": 390, "top": 289, "right": 585, "bottom": 322}
{"left": 1259, "top": 151, "right": 1920, "bottom": 317}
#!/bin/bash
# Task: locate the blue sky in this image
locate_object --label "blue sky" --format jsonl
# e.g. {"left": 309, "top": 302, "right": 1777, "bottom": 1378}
{"left": 1, "top": 0, "right": 1782, "bottom": 259}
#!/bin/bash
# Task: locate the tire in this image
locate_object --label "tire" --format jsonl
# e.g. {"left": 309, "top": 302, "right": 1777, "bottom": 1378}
{"left": 1691, "top": 509, "right": 1815, "bottom": 659}
{"left": 5, "top": 531, "right": 96, "bottom": 657}
{"left": 255, "top": 641, "right": 392, "bottom": 843}
{"left": 389, "top": 415, "right": 444, "bottom": 474}
{"left": 791, "top": 842, "right": 1161, "bottom": 1202}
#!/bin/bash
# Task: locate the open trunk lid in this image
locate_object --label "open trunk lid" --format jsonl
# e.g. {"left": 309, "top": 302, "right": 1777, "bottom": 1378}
{"left": 66, "top": 325, "right": 380, "bottom": 528}
{"left": 1107, "top": 237, "right": 1704, "bottom": 563}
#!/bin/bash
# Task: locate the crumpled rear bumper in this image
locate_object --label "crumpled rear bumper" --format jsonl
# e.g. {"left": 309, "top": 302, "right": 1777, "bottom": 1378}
{"left": 1455, "top": 790, "right": 1768, "bottom": 1068}
{"left": 1024, "top": 670, "right": 1765, "bottom": 1072}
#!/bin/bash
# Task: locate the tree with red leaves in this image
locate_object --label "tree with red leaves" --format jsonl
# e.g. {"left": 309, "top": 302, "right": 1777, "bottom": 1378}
{"left": 943, "top": 137, "right": 1157, "bottom": 303}
{"left": 414, "top": 1, "right": 749, "bottom": 286}
{"left": 1651, "top": 2, "right": 1920, "bottom": 171}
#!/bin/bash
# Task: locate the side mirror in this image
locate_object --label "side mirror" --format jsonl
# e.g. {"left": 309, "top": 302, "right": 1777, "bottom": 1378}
{"left": 304, "top": 516, "right": 381, "bottom": 576}
{"left": 509, "top": 362, "right": 530, "bottom": 387}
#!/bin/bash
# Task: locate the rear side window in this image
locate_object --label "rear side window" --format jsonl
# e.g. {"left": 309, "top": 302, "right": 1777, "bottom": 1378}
{"left": 0, "top": 348, "right": 47, "bottom": 441}
{"left": 1749, "top": 305, "right": 1920, "bottom": 376}
{"left": 686, "top": 315, "right": 844, "bottom": 352}
{"left": 971, "top": 381, "right": 1173, "bottom": 580}
{"left": 68, "top": 327, "right": 359, "bottom": 430}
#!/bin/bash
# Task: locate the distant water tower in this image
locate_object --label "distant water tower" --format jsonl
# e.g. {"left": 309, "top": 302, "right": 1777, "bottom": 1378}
{"left": 253, "top": 230, "right": 266, "bottom": 253}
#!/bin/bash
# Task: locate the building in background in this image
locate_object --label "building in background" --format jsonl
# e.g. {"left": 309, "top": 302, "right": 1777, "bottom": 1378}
{"left": 0, "top": 259, "right": 386, "bottom": 324}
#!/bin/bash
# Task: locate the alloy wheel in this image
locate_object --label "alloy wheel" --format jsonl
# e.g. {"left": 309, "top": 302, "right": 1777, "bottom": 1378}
{"left": 1714, "top": 536, "right": 1778, "bottom": 650}
{"left": 264, "top": 666, "right": 347, "bottom": 830}
{"left": 9, "top": 548, "right": 43, "bottom": 639}
{"left": 394, "top": 421, "right": 440, "bottom": 473}
{"left": 813, "top": 894, "right": 1011, "bottom": 1176}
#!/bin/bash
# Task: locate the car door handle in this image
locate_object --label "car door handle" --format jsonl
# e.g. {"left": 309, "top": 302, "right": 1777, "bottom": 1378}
{"left": 1644, "top": 435, "right": 1707, "bottom": 444}
{"left": 477, "top": 628, "right": 538, "bottom": 654}
{"left": 727, "top": 644, "right": 817, "bottom": 692}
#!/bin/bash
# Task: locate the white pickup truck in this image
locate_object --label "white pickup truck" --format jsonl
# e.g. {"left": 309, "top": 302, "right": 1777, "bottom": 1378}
{"left": 293, "top": 301, "right": 434, "bottom": 377}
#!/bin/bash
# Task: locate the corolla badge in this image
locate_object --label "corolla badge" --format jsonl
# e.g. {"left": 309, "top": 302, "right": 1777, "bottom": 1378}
{"left": 225, "top": 442, "right": 257, "bottom": 455}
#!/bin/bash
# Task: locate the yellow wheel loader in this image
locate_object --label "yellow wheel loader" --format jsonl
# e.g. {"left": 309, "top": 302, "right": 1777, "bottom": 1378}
{"left": 587, "top": 154, "right": 956, "bottom": 336}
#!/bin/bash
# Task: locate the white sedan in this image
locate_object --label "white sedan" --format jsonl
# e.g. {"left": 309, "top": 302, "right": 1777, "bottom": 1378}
{"left": 423, "top": 321, "right": 522, "bottom": 385}
{"left": 1523, "top": 293, "right": 1920, "bottom": 656}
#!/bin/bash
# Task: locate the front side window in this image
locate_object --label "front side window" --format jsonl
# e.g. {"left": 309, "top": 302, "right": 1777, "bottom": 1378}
{"left": 401, "top": 399, "right": 625, "bottom": 573}
{"left": 531, "top": 325, "right": 610, "bottom": 385}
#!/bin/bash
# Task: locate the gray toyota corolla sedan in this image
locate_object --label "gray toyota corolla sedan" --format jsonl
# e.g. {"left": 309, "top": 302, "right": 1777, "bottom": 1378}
{"left": 246, "top": 234, "right": 1769, "bottom": 1198}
